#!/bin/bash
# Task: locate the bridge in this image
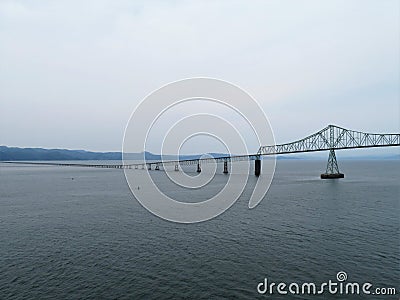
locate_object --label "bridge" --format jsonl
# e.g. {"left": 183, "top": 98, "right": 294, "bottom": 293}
{"left": 4, "top": 125, "right": 400, "bottom": 179}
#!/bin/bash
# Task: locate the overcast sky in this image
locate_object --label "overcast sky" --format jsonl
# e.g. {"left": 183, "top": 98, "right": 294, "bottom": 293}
{"left": 0, "top": 0, "right": 399, "bottom": 154}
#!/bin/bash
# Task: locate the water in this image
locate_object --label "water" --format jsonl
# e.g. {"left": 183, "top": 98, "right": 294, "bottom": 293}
{"left": 0, "top": 160, "right": 399, "bottom": 299}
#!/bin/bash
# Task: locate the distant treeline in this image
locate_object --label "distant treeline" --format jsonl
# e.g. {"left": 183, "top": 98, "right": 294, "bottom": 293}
{"left": 0, "top": 146, "right": 122, "bottom": 161}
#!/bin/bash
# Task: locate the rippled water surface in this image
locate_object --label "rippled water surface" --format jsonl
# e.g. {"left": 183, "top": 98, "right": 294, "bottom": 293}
{"left": 0, "top": 160, "right": 399, "bottom": 299}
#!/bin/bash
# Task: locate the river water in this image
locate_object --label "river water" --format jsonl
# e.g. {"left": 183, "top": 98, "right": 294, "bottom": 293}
{"left": 0, "top": 160, "right": 399, "bottom": 299}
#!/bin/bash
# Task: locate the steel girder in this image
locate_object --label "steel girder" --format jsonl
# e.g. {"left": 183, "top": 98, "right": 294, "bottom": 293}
{"left": 257, "top": 125, "right": 400, "bottom": 155}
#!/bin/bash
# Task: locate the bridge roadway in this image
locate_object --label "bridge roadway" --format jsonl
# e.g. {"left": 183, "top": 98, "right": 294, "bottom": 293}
{"left": 3, "top": 125, "right": 400, "bottom": 178}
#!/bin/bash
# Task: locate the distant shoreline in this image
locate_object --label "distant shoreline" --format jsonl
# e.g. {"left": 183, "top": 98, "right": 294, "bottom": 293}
{"left": 1, "top": 146, "right": 398, "bottom": 161}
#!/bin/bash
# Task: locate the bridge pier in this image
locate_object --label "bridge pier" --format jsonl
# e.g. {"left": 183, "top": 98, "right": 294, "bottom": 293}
{"left": 175, "top": 164, "right": 179, "bottom": 171}
{"left": 321, "top": 149, "right": 344, "bottom": 179}
{"left": 155, "top": 164, "right": 160, "bottom": 170}
{"left": 197, "top": 161, "right": 201, "bottom": 173}
{"left": 148, "top": 164, "right": 151, "bottom": 170}
{"left": 255, "top": 158, "right": 261, "bottom": 177}
{"left": 223, "top": 160, "right": 228, "bottom": 174}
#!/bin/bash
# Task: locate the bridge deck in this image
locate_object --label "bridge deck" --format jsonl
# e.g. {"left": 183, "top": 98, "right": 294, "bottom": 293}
{"left": 2, "top": 125, "right": 399, "bottom": 169}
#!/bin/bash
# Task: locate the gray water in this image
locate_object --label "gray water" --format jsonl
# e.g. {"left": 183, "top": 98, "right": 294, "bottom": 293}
{"left": 0, "top": 160, "right": 399, "bottom": 299}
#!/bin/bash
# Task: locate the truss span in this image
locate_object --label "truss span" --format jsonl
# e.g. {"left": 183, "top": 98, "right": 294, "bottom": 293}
{"left": 257, "top": 124, "right": 400, "bottom": 155}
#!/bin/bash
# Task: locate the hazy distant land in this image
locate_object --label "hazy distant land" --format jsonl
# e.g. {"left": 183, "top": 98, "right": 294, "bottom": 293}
{"left": 0, "top": 146, "right": 231, "bottom": 161}
{"left": 0, "top": 146, "right": 398, "bottom": 161}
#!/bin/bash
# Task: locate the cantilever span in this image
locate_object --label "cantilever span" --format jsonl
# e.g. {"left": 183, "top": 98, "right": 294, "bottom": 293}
{"left": 257, "top": 124, "right": 400, "bottom": 155}
{"left": 3, "top": 125, "right": 399, "bottom": 179}
{"left": 257, "top": 124, "right": 400, "bottom": 178}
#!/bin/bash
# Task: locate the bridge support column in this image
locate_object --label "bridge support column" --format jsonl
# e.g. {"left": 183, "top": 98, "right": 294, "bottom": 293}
{"left": 255, "top": 158, "right": 261, "bottom": 177}
{"left": 321, "top": 149, "right": 344, "bottom": 179}
{"left": 175, "top": 164, "right": 179, "bottom": 171}
{"left": 148, "top": 164, "right": 151, "bottom": 170}
{"left": 155, "top": 164, "right": 160, "bottom": 170}
{"left": 223, "top": 160, "right": 228, "bottom": 174}
{"left": 197, "top": 161, "right": 201, "bottom": 173}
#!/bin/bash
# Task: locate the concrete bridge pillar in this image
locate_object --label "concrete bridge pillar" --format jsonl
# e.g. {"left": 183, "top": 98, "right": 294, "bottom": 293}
{"left": 223, "top": 160, "right": 228, "bottom": 174}
{"left": 197, "top": 161, "right": 201, "bottom": 173}
{"left": 175, "top": 164, "right": 179, "bottom": 171}
{"left": 255, "top": 158, "right": 261, "bottom": 177}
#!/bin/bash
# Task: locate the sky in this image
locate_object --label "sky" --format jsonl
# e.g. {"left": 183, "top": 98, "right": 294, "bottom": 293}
{"left": 0, "top": 0, "right": 399, "bottom": 155}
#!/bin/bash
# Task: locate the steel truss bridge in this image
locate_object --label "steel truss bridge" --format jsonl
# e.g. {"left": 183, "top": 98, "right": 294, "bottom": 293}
{"left": 4, "top": 125, "right": 400, "bottom": 178}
